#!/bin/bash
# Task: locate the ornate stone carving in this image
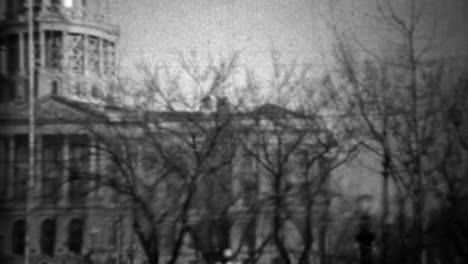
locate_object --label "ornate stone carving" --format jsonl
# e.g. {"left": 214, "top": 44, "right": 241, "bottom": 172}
{"left": 103, "top": 40, "right": 115, "bottom": 76}
{"left": 67, "top": 33, "right": 84, "bottom": 74}
{"left": 46, "top": 31, "right": 63, "bottom": 70}
{"left": 87, "top": 36, "right": 100, "bottom": 74}
{"left": 70, "top": 80, "right": 86, "bottom": 97}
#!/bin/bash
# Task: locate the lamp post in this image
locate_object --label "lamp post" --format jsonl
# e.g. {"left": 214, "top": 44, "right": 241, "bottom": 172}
{"left": 204, "top": 248, "right": 234, "bottom": 264}
{"left": 223, "top": 248, "right": 234, "bottom": 264}
{"left": 355, "top": 195, "right": 375, "bottom": 264}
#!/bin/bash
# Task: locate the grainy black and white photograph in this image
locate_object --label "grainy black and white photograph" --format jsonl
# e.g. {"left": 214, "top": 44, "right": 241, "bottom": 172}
{"left": 0, "top": 0, "right": 467, "bottom": 264}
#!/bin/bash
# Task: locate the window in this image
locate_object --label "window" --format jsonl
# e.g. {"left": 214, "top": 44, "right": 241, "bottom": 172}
{"left": 7, "top": 80, "right": 16, "bottom": 101}
{"left": 67, "top": 218, "right": 83, "bottom": 254}
{"left": 91, "top": 85, "right": 102, "bottom": 98}
{"left": 33, "top": 0, "right": 42, "bottom": 12}
{"left": 12, "top": 219, "right": 25, "bottom": 256}
{"left": 40, "top": 219, "right": 57, "bottom": 256}
{"left": 0, "top": 137, "right": 8, "bottom": 201}
{"left": 0, "top": 79, "right": 12, "bottom": 102}
{"left": 42, "top": 135, "right": 63, "bottom": 204}
{"left": 6, "top": 35, "right": 19, "bottom": 74}
{"left": 196, "top": 218, "right": 230, "bottom": 252}
{"left": 244, "top": 219, "right": 256, "bottom": 254}
{"left": 15, "top": 79, "right": 25, "bottom": 101}
{"left": 0, "top": 235, "right": 5, "bottom": 256}
{"left": 108, "top": 220, "right": 118, "bottom": 248}
{"left": 45, "top": 31, "right": 63, "bottom": 70}
{"left": 0, "top": 38, "right": 6, "bottom": 73}
{"left": 69, "top": 135, "right": 89, "bottom": 205}
{"left": 87, "top": 37, "right": 100, "bottom": 74}
{"left": 14, "top": 135, "right": 28, "bottom": 202}
{"left": 242, "top": 178, "right": 257, "bottom": 207}
{"left": 51, "top": 80, "right": 60, "bottom": 95}
{"left": 70, "top": 81, "right": 82, "bottom": 96}
{"left": 67, "top": 34, "right": 84, "bottom": 74}
{"left": 103, "top": 40, "right": 116, "bottom": 75}
{"left": 160, "top": 222, "right": 176, "bottom": 253}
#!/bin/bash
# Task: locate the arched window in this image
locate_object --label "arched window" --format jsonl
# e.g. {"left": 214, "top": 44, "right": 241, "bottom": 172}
{"left": 12, "top": 219, "right": 25, "bottom": 256}
{"left": 108, "top": 220, "right": 118, "bottom": 248}
{"left": 40, "top": 219, "right": 57, "bottom": 256}
{"left": 68, "top": 218, "right": 84, "bottom": 254}
{"left": 51, "top": 80, "right": 59, "bottom": 95}
{"left": 91, "top": 85, "right": 101, "bottom": 98}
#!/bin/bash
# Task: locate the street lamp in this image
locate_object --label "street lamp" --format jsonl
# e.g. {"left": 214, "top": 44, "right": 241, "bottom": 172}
{"left": 204, "top": 248, "right": 234, "bottom": 264}
{"left": 355, "top": 195, "right": 375, "bottom": 264}
{"left": 223, "top": 249, "right": 234, "bottom": 264}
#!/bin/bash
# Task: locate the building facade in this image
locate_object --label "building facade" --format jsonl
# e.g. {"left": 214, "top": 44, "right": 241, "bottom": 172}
{"left": 0, "top": 1, "right": 123, "bottom": 264}
{"left": 0, "top": 2, "right": 359, "bottom": 264}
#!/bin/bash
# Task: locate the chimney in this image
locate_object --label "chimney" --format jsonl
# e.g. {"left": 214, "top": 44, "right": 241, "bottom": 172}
{"left": 216, "top": 96, "right": 231, "bottom": 117}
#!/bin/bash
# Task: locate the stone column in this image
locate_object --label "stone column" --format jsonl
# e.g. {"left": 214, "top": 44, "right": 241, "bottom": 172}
{"left": 7, "top": 136, "right": 15, "bottom": 201}
{"left": 19, "top": 32, "right": 25, "bottom": 74}
{"left": 41, "top": 0, "right": 47, "bottom": 14}
{"left": 35, "top": 135, "right": 42, "bottom": 204}
{"left": 60, "top": 134, "right": 70, "bottom": 207}
{"left": 89, "top": 136, "right": 97, "bottom": 203}
{"left": 62, "top": 31, "right": 68, "bottom": 73}
{"left": 83, "top": 34, "right": 88, "bottom": 77}
{"left": 40, "top": 29, "right": 46, "bottom": 68}
{"left": 99, "top": 38, "right": 104, "bottom": 75}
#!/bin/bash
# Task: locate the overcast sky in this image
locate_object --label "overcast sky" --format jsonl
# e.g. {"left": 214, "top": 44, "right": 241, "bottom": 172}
{"left": 111, "top": 0, "right": 468, "bottom": 77}
{"left": 0, "top": 0, "right": 466, "bottom": 77}
{"left": 111, "top": 0, "right": 337, "bottom": 77}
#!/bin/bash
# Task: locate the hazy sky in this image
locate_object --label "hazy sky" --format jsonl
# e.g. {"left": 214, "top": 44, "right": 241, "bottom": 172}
{"left": 112, "top": 0, "right": 337, "bottom": 77}
{"left": 0, "top": 0, "right": 466, "bottom": 77}
{"left": 110, "top": 0, "right": 468, "bottom": 77}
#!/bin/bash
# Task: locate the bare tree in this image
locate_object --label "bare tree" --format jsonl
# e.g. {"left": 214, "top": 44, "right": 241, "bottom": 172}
{"left": 46, "top": 52, "right": 249, "bottom": 264}
{"left": 236, "top": 54, "right": 358, "bottom": 264}
{"left": 422, "top": 69, "right": 468, "bottom": 262}
{"left": 325, "top": 0, "right": 468, "bottom": 263}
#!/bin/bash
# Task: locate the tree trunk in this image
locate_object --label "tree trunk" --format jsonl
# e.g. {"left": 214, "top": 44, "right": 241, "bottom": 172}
{"left": 380, "top": 150, "right": 390, "bottom": 264}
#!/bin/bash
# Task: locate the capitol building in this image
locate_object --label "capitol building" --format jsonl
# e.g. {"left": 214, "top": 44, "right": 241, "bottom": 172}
{"left": 0, "top": 1, "right": 361, "bottom": 264}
